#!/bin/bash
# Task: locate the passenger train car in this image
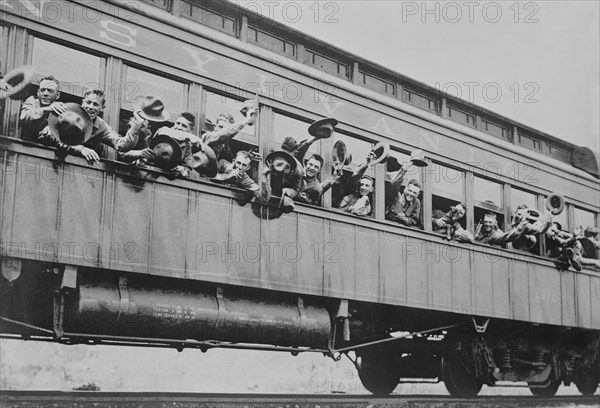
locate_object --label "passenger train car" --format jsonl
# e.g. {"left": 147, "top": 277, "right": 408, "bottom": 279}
{"left": 1, "top": 0, "right": 599, "bottom": 397}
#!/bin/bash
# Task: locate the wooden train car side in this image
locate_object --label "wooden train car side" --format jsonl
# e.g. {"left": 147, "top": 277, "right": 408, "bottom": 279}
{"left": 2, "top": 140, "right": 599, "bottom": 331}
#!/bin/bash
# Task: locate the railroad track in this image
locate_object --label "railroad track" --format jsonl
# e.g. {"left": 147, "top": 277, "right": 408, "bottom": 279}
{"left": 0, "top": 391, "right": 598, "bottom": 408}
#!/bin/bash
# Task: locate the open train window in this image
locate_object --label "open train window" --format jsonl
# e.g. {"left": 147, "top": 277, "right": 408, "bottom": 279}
{"left": 272, "top": 112, "right": 314, "bottom": 154}
{"left": 427, "top": 162, "right": 465, "bottom": 234}
{"left": 203, "top": 90, "right": 259, "bottom": 179}
{"left": 574, "top": 207, "right": 595, "bottom": 231}
{"left": 508, "top": 188, "right": 540, "bottom": 254}
{"left": 548, "top": 194, "right": 568, "bottom": 233}
{"left": 18, "top": 38, "right": 103, "bottom": 141}
{"left": 117, "top": 66, "right": 187, "bottom": 161}
{"left": 31, "top": 38, "right": 102, "bottom": 104}
{"left": 385, "top": 149, "right": 424, "bottom": 229}
{"left": 473, "top": 176, "right": 505, "bottom": 239}
{"left": 119, "top": 66, "right": 185, "bottom": 129}
{"left": 331, "top": 133, "right": 375, "bottom": 217}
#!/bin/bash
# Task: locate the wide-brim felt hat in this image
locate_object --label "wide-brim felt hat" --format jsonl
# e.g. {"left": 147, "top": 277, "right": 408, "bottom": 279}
{"left": 136, "top": 96, "right": 170, "bottom": 122}
{"left": 48, "top": 102, "right": 93, "bottom": 146}
{"left": 545, "top": 193, "right": 565, "bottom": 215}
{"left": 386, "top": 156, "right": 403, "bottom": 172}
{"left": 240, "top": 98, "right": 258, "bottom": 115}
{"left": 278, "top": 195, "right": 296, "bottom": 214}
{"left": 149, "top": 130, "right": 183, "bottom": 170}
{"left": 409, "top": 149, "right": 428, "bottom": 167}
{"left": 265, "top": 150, "right": 297, "bottom": 172}
{"left": 308, "top": 117, "right": 338, "bottom": 138}
{"left": 0, "top": 65, "right": 34, "bottom": 99}
{"left": 369, "top": 142, "right": 390, "bottom": 166}
{"left": 191, "top": 143, "right": 218, "bottom": 178}
{"left": 332, "top": 140, "right": 352, "bottom": 167}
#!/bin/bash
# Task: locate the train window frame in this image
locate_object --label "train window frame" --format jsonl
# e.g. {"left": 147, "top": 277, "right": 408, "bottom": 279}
{"left": 329, "top": 130, "right": 378, "bottom": 218}
{"left": 17, "top": 36, "right": 107, "bottom": 141}
{"left": 573, "top": 206, "right": 596, "bottom": 231}
{"left": 202, "top": 87, "right": 259, "bottom": 146}
{"left": 382, "top": 147, "right": 425, "bottom": 229}
{"left": 507, "top": 187, "right": 542, "bottom": 255}
{"left": 201, "top": 87, "right": 261, "bottom": 182}
{"left": 120, "top": 64, "right": 188, "bottom": 123}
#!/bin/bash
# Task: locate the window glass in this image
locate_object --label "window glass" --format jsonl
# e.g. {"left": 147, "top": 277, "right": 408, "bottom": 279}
{"left": 423, "top": 162, "right": 465, "bottom": 234}
{"left": 426, "top": 162, "right": 464, "bottom": 200}
{"left": 30, "top": 38, "right": 102, "bottom": 108}
{"left": 474, "top": 176, "right": 502, "bottom": 210}
{"left": 510, "top": 188, "right": 537, "bottom": 212}
{"left": 117, "top": 67, "right": 187, "bottom": 150}
{"left": 32, "top": 38, "right": 101, "bottom": 94}
{"left": 574, "top": 207, "right": 595, "bottom": 230}
{"left": 273, "top": 113, "right": 314, "bottom": 154}
{"left": 384, "top": 150, "right": 422, "bottom": 184}
{"left": 473, "top": 177, "right": 504, "bottom": 232}
{"left": 204, "top": 91, "right": 256, "bottom": 144}
{"left": 124, "top": 67, "right": 185, "bottom": 118}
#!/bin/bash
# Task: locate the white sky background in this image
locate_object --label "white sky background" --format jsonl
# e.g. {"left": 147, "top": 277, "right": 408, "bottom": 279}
{"left": 237, "top": 0, "right": 600, "bottom": 153}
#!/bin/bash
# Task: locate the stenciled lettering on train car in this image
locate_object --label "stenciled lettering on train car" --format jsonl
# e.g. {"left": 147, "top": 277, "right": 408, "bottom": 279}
{"left": 100, "top": 19, "right": 137, "bottom": 48}
{"left": 313, "top": 82, "right": 344, "bottom": 115}
{"left": 181, "top": 47, "right": 218, "bottom": 74}
{"left": 371, "top": 117, "right": 396, "bottom": 138}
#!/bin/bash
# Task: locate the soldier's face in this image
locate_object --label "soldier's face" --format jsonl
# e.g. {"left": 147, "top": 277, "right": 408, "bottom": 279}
{"left": 404, "top": 184, "right": 421, "bottom": 202}
{"left": 482, "top": 216, "right": 496, "bottom": 232}
{"left": 304, "top": 158, "right": 321, "bottom": 178}
{"left": 37, "top": 80, "right": 60, "bottom": 106}
{"left": 173, "top": 117, "right": 193, "bottom": 132}
{"left": 358, "top": 178, "right": 373, "bottom": 196}
{"left": 82, "top": 93, "right": 105, "bottom": 121}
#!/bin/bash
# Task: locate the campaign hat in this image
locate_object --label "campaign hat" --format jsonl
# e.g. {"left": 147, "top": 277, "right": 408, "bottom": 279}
{"left": 149, "top": 128, "right": 183, "bottom": 170}
{"left": 265, "top": 150, "right": 297, "bottom": 172}
{"left": 0, "top": 65, "right": 34, "bottom": 99}
{"left": 48, "top": 103, "right": 92, "bottom": 146}
{"left": 136, "top": 96, "right": 170, "bottom": 122}
{"left": 308, "top": 117, "right": 338, "bottom": 139}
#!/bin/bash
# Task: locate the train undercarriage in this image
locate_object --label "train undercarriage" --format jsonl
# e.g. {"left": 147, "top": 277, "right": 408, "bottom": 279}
{"left": 1, "top": 258, "right": 598, "bottom": 397}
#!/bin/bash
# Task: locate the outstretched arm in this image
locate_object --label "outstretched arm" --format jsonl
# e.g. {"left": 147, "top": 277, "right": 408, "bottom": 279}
{"left": 202, "top": 107, "right": 257, "bottom": 147}
{"left": 389, "top": 165, "right": 408, "bottom": 200}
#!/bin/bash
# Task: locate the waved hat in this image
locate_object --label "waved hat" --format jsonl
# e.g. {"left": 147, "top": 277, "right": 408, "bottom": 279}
{"left": 136, "top": 96, "right": 170, "bottom": 122}
{"left": 409, "top": 149, "right": 428, "bottom": 167}
{"left": 308, "top": 118, "right": 338, "bottom": 139}
{"left": 0, "top": 65, "right": 34, "bottom": 99}
{"left": 385, "top": 156, "right": 403, "bottom": 172}
{"left": 265, "top": 150, "right": 297, "bottom": 172}
{"left": 190, "top": 143, "right": 218, "bottom": 178}
{"left": 369, "top": 142, "right": 390, "bottom": 166}
{"left": 332, "top": 140, "right": 352, "bottom": 169}
{"left": 239, "top": 98, "right": 258, "bottom": 126}
{"left": 278, "top": 195, "right": 295, "bottom": 214}
{"left": 48, "top": 103, "right": 92, "bottom": 146}
{"left": 149, "top": 128, "right": 183, "bottom": 170}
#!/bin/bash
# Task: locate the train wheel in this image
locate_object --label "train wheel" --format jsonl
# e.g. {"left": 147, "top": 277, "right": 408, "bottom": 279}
{"left": 441, "top": 354, "right": 482, "bottom": 397}
{"left": 356, "top": 352, "right": 401, "bottom": 395}
{"left": 528, "top": 380, "right": 560, "bottom": 397}
{"left": 575, "top": 378, "right": 598, "bottom": 396}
